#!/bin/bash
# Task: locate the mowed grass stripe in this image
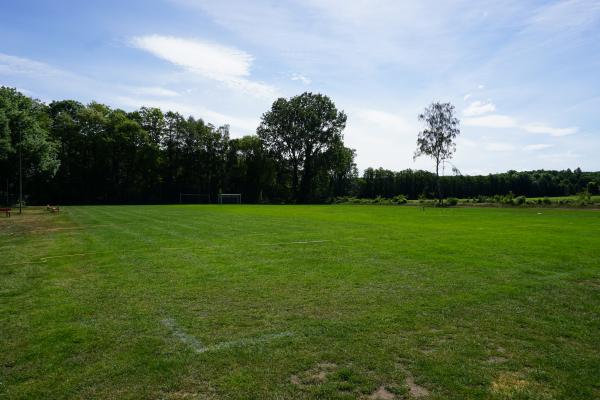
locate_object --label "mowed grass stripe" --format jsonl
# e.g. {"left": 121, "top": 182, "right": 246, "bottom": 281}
{"left": 1, "top": 205, "right": 599, "bottom": 399}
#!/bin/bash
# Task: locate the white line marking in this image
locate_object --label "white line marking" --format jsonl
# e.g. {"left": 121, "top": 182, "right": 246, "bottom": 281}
{"left": 39, "top": 251, "right": 108, "bottom": 262}
{"left": 2, "top": 238, "right": 340, "bottom": 266}
{"left": 162, "top": 318, "right": 205, "bottom": 353}
{"left": 259, "top": 240, "right": 330, "bottom": 246}
{"left": 199, "top": 332, "right": 293, "bottom": 353}
{"left": 161, "top": 318, "right": 292, "bottom": 354}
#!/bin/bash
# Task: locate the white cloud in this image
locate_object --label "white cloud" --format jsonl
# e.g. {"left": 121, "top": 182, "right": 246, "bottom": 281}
{"left": 463, "top": 93, "right": 472, "bottom": 101}
{"left": 463, "top": 114, "right": 517, "bottom": 128}
{"left": 0, "top": 53, "right": 63, "bottom": 76}
{"left": 536, "top": 150, "right": 582, "bottom": 165}
{"left": 114, "top": 95, "right": 259, "bottom": 134}
{"left": 477, "top": 84, "right": 485, "bottom": 89}
{"left": 463, "top": 100, "right": 496, "bottom": 117}
{"left": 291, "top": 73, "right": 311, "bottom": 85}
{"left": 356, "top": 109, "right": 415, "bottom": 132}
{"left": 128, "top": 86, "right": 180, "bottom": 97}
{"left": 130, "top": 35, "right": 276, "bottom": 97}
{"left": 457, "top": 137, "right": 477, "bottom": 147}
{"left": 16, "top": 87, "right": 33, "bottom": 96}
{"left": 523, "top": 123, "right": 577, "bottom": 137}
{"left": 343, "top": 107, "right": 431, "bottom": 171}
{"left": 486, "top": 143, "right": 515, "bottom": 152}
{"left": 115, "top": 95, "right": 196, "bottom": 115}
{"left": 528, "top": 0, "right": 600, "bottom": 33}
{"left": 524, "top": 143, "right": 553, "bottom": 151}
{"left": 463, "top": 114, "right": 577, "bottom": 139}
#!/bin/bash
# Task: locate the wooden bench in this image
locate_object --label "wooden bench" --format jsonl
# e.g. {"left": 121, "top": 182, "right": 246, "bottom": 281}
{"left": 46, "top": 205, "right": 60, "bottom": 214}
{"left": 0, "top": 207, "right": 11, "bottom": 217}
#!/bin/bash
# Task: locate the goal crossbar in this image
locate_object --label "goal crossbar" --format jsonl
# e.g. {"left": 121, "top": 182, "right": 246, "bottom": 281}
{"left": 217, "top": 193, "right": 242, "bottom": 204}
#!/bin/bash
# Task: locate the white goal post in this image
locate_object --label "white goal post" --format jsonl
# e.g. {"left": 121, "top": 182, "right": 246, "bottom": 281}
{"left": 179, "top": 193, "right": 211, "bottom": 204}
{"left": 217, "top": 193, "right": 242, "bottom": 204}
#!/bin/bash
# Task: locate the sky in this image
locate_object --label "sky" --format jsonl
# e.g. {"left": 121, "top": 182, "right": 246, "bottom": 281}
{"left": 1, "top": 0, "right": 599, "bottom": 174}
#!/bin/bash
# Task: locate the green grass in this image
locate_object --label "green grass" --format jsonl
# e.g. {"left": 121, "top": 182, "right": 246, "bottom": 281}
{"left": 1, "top": 205, "right": 599, "bottom": 399}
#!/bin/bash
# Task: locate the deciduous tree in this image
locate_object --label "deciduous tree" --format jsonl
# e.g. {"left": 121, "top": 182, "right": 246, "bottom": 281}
{"left": 257, "top": 92, "right": 347, "bottom": 202}
{"left": 414, "top": 102, "right": 460, "bottom": 203}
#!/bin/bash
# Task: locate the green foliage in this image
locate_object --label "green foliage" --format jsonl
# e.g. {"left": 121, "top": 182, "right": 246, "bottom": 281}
{"left": 414, "top": 102, "right": 460, "bottom": 201}
{"left": 392, "top": 194, "right": 408, "bottom": 204}
{"left": 358, "top": 168, "right": 600, "bottom": 201}
{"left": 577, "top": 190, "right": 592, "bottom": 206}
{"left": 2, "top": 88, "right": 600, "bottom": 205}
{"left": 0, "top": 87, "right": 60, "bottom": 188}
{"left": 513, "top": 195, "right": 527, "bottom": 205}
{"left": 333, "top": 195, "right": 408, "bottom": 205}
{"left": 446, "top": 197, "right": 459, "bottom": 206}
{"left": 587, "top": 181, "right": 599, "bottom": 195}
{"left": 257, "top": 92, "right": 349, "bottom": 202}
{"left": 502, "top": 191, "right": 514, "bottom": 204}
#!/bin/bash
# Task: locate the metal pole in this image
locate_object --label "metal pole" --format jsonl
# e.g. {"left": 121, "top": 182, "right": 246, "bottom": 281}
{"left": 19, "top": 126, "right": 22, "bottom": 214}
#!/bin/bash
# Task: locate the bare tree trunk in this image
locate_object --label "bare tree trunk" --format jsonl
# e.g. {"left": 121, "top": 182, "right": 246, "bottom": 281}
{"left": 436, "top": 159, "right": 442, "bottom": 205}
{"left": 291, "top": 160, "right": 299, "bottom": 202}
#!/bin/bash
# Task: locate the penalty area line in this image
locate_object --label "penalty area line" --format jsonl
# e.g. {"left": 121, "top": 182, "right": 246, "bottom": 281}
{"left": 259, "top": 240, "right": 330, "bottom": 246}
{"left": 161, "top": 318, "right": 293, "bottom": 354}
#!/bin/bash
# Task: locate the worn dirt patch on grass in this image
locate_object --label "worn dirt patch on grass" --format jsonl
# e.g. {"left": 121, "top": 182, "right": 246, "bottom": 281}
{"left": 366, "top": 385, "right": 396, "bottom": 399}
{"left": 290, "top": 362, "right": 337, "bottom": 386}
{"left": 0, "top": 208, "right": 72, "bottom": 236}
{"left": 490, "top": 372, "right": 529, "bottom": 395}
{"left": 397, "top": 363, "right": 429, "bottom": 398}
{"left": 405, "top": 374, "right": 429, "bottom": 398}
{"left": 577, "top": 279, "right": 600, "bottom": 289}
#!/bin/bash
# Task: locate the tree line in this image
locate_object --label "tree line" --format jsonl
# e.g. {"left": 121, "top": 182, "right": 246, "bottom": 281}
{"left": 0, "top": 88, "right": 356, "bottom": 204}
{"left": 357, "top": 167, "right": 599, "bottom": 199}
{"left": 1, "top": 86, "right": 598, "bottom": 205}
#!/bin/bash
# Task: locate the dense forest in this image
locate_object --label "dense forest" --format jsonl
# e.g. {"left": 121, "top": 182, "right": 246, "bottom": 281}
{"left": 1, "top": 87, "right": 598, "bottom": 205}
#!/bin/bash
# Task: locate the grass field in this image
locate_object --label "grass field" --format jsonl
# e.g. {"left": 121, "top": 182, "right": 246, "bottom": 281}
{"left": 1, "top": 205, "right": 599, "bottom": 399}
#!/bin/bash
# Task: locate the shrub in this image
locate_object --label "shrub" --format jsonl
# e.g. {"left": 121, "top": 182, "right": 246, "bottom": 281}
{"left": 542, "top": 197, "right": 552, "bottom": 205}
{"left": 373, "top": 196, "right": 393, "bottom": 205}
{"left": 392, "top": 194, "right": 408, "bottom": 204}
{"left": 500, "top": 192, "right": 514, "bottom": 205}
{"left": 577, "top": 191, "right": 592, "bottom": 206}
{"left": 514, "top": 195, "right": 526, "bottom": 205}
{"left": 446, "top": 197, "right": 459, "bottom": 206}
{"left": 475, "top": 195, "right": 488, "bottom": 203}
{"left": 587, "top": 181, "right": 599, "bottom": 195}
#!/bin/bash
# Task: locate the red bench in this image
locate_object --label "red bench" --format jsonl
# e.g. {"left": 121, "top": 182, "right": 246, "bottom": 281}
{"left": 0, "top": 207, "right": 11, "bottom": 217}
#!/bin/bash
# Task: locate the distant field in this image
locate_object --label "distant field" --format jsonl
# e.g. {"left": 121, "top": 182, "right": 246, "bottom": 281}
{"left": 1, "top": 205, "right": 599, "bottom": 399}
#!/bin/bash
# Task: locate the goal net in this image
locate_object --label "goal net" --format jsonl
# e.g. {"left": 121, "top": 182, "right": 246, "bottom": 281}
{"left": 217, "top": 193, "right": 242, "bottom": 204}
{"left": 179, "top": 193, "right": 211, "bottom": 204}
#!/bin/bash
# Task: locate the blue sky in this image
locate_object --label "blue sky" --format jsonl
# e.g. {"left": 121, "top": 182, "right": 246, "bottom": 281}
{"left": 1, "top": 0, "right": 599, "bottom": 173}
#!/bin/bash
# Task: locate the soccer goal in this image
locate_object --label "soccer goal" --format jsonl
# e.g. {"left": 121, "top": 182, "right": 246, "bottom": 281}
{"left": 179, "top": 193, "right": 211, "bottom": 204}
{"left": 217, "top": 193, "right": 242, "bottom": 204}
